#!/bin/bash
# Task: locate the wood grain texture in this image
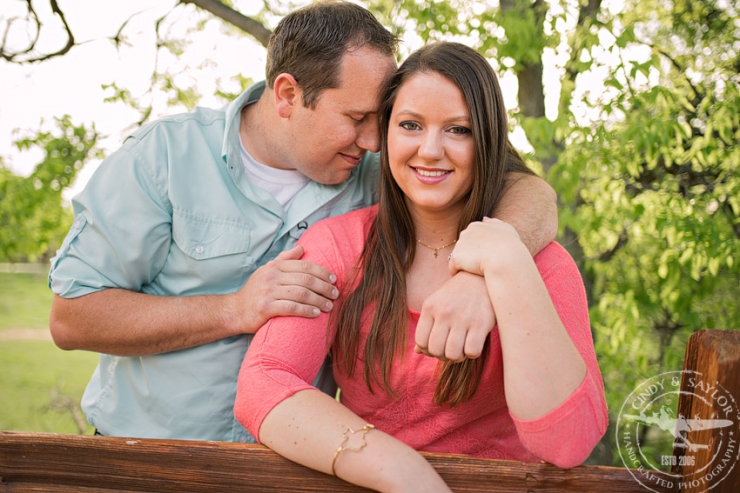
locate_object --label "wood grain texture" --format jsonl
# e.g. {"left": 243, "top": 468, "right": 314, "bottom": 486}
{"left": 673, "top": 329, "right": 740, "bottom": 493}
{"left": 0, "top": 432, "right": 672, "bottom": 492}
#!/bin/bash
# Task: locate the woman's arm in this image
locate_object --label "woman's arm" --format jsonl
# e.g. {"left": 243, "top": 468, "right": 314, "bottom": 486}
{"left": 235, "top": 286, "right": 451, "bottom": 493}
{"left": 414, "top": 174, "right": 557, "bottom": 363}
{"left": 234, "top": 285, "right": 451, "bottom": 492}
{"left": 447, "top": 218, "right": 607, "bottom": 467}
{"left": 235, "top": 211, "right": 451, "bottom": 492}
{"left": 257, "top": 390, "right": 450, "bottom": 493}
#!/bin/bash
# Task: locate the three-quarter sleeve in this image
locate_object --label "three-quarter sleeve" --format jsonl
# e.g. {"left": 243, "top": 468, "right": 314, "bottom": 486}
{"left": 234, "top": 212, "right": 366, "bottom": 442}
{"left": 510, "top": 242, "right": 608, "bottom": 468}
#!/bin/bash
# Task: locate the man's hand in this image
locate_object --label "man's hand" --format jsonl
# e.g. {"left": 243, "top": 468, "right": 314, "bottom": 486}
{"left": 414, "top": 271, "right": 496, "bottom": 362}
{"left": 228, "top": 245, "right": 340, "bottom": 334}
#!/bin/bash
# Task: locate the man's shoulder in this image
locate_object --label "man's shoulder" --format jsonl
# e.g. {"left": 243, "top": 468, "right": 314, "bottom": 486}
{"left": 338, "top": 152, "right": 380, "bottom": 202}
{"left": 355, "top": 152, "right": 379, "bottom": 178}
{"left": 124, "top": 106, "right": 227, "bottom": 147}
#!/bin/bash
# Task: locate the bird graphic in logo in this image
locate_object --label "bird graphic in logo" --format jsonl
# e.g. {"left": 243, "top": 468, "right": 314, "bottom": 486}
{"left": 623, "top": 405, "right": 733, "bottom": 453}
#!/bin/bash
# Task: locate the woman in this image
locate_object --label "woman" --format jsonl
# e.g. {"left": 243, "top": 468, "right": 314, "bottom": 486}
{"left": 235, "top": 42, "right": 607, "bottom": 493}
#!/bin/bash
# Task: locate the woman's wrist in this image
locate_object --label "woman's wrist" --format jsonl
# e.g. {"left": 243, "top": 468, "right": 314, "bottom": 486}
{"left": 480, "top": 236, "right": 532, "bottom": 279}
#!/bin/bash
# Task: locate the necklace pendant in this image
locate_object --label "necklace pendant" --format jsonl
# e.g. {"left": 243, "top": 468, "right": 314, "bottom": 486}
{"left": 416, "top": 238, "right": 457, "bottom": 259}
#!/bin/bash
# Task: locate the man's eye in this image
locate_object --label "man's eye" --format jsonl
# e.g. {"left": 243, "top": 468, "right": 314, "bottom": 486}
{"left": 400, "top": 121, "right": 420, "bottom": 131}
{"left": 350, "top": 115, "right": 365, "bottom": 122}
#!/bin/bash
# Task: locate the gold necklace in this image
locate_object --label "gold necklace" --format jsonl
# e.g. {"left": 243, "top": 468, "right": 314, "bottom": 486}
{"left": 416, "top": 238, "right": 457, "bottom": 258}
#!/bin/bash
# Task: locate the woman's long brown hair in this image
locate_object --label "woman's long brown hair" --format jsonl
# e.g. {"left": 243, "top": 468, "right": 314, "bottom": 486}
{"left": 332, "top": 42, "right": 535, "bottom": 407}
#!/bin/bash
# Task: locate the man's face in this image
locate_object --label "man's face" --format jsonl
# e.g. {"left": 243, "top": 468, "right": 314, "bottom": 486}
{"left": 287, "top": 46, "right": 396, "bottom": 185}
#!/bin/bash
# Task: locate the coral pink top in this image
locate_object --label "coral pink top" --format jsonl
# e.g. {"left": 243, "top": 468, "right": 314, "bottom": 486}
{"left": 235, "top": 206, "right": 607, "bottom": 468}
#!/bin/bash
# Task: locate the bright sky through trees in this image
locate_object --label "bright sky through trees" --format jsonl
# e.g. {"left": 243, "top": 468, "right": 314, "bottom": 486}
{"left": 0, "top": 0, "right": 267, "bottom": 199}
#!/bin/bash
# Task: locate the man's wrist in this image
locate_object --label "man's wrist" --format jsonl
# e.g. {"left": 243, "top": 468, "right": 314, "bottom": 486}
{"left": 216, "top": 293, "right": 250, "bottom": 336}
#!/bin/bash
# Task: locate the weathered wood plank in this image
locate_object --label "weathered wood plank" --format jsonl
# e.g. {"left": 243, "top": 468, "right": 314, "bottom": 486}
{"left": 1, "top": 486, "right": 144, "bottom": 493}
{"left": 0, "top": 432, "right": 672, "bottom": 492}
{"left": 673, "top": 329, "right": 740, "bottom": 493}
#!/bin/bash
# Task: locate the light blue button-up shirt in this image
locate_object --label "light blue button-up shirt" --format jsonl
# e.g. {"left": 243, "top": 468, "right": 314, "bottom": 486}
{"left": 48, "top": 81, "right": 379, "bottom": 442}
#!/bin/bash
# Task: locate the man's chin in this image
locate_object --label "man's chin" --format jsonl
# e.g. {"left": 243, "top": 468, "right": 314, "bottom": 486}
{"left": 313, "top": 170, "right": 353, "bottom": 186}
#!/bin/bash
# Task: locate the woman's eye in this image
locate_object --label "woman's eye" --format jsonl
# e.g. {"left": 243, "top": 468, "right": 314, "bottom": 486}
{"left": 449, "top": 126, "right": 471, "bottom": 135}
{"left": 400, "top": 121, "right": 420, "bottom": 131}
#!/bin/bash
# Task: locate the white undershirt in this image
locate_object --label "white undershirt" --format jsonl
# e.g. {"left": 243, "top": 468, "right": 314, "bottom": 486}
{"left": 240, "top": 141, "right": 310, "bottom": 210}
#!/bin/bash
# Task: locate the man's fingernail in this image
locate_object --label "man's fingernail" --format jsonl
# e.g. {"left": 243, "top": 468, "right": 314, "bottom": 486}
{"left": 312, "top": 308, "right": 320, "bottom": 316}
{"left": 329, "top": 274, "right": 337, "bottom": 283}
{"left": 332, "top": 288, "right": 339, "bottom": 297}
{"left": 325, "top": 301, "right": 333, "bottom": 310}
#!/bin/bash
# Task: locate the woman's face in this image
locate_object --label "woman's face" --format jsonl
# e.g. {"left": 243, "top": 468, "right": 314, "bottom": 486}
{"left": 387, "top": 72, "right": 475, "bottom": 220}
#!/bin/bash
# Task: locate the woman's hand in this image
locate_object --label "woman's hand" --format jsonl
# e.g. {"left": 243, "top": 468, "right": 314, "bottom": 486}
{"left": 447, "top": 218, "right": 525, "bottom": 278}
{"left": 415, "top": 272, "right": 495, "bottom": 362}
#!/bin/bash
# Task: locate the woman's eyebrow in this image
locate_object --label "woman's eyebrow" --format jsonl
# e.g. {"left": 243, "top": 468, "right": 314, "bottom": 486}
{"left": 393, "top": 109, "right": 471, "bottom": 123}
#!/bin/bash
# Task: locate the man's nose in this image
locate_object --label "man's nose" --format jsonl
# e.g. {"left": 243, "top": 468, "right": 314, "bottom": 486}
{"left": 356, "top": 118, "right": 380, "bottom": 153}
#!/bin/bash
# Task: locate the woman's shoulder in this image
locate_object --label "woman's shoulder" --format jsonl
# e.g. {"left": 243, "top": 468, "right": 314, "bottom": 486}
{"left": 307, "top": 204, "right": 378, "bottom": 237}
{"left": 298, "top": 205, "right": 378, "bottom": 257}
{"left": 533, "top": 241, "right": 579, "bottom": 275}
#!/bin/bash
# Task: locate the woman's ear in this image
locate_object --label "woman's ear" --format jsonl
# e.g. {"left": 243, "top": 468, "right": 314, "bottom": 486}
{"left": 273, "top": 73, "right": 302, "bottom": 118}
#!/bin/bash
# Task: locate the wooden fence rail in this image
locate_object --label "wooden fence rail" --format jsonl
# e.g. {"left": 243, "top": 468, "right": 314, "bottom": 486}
{"left": 1, "top": 329, "right": 738, "bottom": 492}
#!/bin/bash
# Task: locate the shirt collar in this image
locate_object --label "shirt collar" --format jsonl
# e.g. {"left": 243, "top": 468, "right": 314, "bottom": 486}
{"left": 221, "top": 80, "right": 266, "bottom": 163}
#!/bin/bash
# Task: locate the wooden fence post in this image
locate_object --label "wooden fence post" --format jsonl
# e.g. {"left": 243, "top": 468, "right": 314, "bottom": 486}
{"left": 672, "top": 329, "right": 740, "bottom": 493}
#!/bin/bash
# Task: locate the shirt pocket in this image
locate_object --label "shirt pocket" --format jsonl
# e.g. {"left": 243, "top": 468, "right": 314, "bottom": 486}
{"left": 168, "top": 209, "right": 253, "bottom": 294}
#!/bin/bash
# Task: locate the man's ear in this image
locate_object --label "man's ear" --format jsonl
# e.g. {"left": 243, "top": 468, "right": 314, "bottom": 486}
{"left": 273, "top": 73, "right": 302, "bottom": 118}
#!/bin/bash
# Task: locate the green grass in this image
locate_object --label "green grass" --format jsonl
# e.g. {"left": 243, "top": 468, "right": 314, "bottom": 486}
{"left": 0, "top": 272, "right": 54, "bottom": 330}
{"left": 1, "top": 272, "right": 98, "bottom": 434}
{"left": 0, "top": 340, "right": 98, "bottom": 433}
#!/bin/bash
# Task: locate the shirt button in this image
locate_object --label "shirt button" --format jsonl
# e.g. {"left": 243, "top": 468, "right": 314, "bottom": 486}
{"left": 239, "top": 436, "right": 247, "bottom": 443}
{"left": 195, "top": 245, "right": 204, "bottom": 254}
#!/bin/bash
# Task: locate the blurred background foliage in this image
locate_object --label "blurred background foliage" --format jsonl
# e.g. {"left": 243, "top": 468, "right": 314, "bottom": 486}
{"left": 1, "top": 0, "right": 738, "bottom": 466}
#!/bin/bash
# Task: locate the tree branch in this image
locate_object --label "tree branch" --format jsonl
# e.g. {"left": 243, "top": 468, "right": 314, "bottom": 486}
{"left": 1, "top": 0, "right": 75, "bottom": 63}
{"left": 654, "top": 47, "right": 702, "bottom": 104}
{"left": 0, "top": 0, "right": 40, "bottom": 60}
{"left": 179, "top": 0, "right": 272, "bottom": 47}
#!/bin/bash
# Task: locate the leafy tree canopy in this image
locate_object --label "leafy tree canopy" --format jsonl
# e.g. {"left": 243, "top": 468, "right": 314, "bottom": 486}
{"left": 0, "top": 116, "right": 101, "bottom": 262}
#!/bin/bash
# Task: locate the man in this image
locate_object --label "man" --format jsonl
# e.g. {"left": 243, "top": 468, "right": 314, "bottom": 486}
{"left": 48, "top": 1, "right": 557, "bottom": 442}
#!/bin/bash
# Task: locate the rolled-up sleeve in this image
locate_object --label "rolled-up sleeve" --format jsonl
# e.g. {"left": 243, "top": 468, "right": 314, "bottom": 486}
{"left": 49, "top": 133, "right": 173, "bottom": 298}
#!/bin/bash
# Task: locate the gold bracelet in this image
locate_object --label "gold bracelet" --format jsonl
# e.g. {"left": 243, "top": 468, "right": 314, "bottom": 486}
{"left": 331, "top": 423, "right": 375, "bottom": 476}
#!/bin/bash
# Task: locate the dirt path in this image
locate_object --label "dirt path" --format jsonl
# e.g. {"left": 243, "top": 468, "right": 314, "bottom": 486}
{"left": 0, "top": 328, "right": 53, "bottom": 341}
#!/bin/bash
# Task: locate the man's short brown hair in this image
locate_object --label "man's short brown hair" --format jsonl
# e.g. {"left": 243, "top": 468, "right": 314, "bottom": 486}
{"left": 266, "top": 1, "right": 397, "bottom": 109}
